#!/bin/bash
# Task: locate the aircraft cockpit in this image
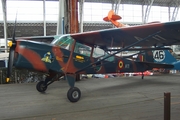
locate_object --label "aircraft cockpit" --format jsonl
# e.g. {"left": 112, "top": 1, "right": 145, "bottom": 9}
{"left": 51, "top": 35, "right": 74, "bottom": 50}
{"left": 51, "top": 35, "right": 115, "bottom": 61}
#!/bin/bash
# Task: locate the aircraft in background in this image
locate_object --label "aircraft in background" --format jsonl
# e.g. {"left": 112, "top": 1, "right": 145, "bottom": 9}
{"left": 103, "top": 10, "right": 129, "bottom": 28}
{"left": 6, "top": 20, "right": 180, "bottom": 102}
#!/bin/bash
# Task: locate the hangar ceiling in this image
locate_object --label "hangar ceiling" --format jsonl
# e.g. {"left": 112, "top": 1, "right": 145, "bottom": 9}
{"left": 85, "top": 0, "right": 180, "bottom": 7}
{"left": 0, "top": 0, "right": 180, "bottom": 38}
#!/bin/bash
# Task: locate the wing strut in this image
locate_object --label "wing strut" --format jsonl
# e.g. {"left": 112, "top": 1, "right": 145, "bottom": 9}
{"left": 75, "top": 31, "right": 162, "bottom": 73}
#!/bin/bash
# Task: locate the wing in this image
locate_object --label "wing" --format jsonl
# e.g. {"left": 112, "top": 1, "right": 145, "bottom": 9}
{"left": 71, "top": 21, "right": 180, "bottom": 47}
{"left": 8, "top": 36, "right": 55, "bottom": 43}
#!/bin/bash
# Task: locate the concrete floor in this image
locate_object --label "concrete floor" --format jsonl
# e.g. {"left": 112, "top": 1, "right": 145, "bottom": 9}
{"left": 0, "top": 74, "right": 180, "bottom": 120}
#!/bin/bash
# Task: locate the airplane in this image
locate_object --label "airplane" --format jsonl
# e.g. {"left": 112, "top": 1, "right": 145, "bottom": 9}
{"left": 153, "top": 49, "right": 180, "bottom": 71}
{"left": 5, "top": 20, "right": 180, "bottom": 102}
{"left": 103, "top": 10, "right": 128, "bottom": 28}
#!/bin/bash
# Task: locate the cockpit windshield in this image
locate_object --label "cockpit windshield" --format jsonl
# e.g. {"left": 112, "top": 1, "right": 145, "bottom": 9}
{"left": 51, "top": 34, "right": 74, "bottom": 50}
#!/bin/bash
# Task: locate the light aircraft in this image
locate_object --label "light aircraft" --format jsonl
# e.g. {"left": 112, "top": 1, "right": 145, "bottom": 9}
{"left": 103, "top": 10, "right": 128, "bottom": 28}
{"left": 6, "top": 20, "right": 180, "bottom": 102}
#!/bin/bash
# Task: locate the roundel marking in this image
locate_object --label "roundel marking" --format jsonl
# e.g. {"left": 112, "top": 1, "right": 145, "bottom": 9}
{"left": 118, "top": 60, "right": 124, "bottom": 69}
{"left": 153, "top": 50, "right": 165, "bottom": 62}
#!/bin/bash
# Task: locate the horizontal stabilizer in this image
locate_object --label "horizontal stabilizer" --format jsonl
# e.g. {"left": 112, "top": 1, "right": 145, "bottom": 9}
{"left": 108, "top": 47, "right": 171, "bottom": 51}
{"left": 112, "top": 15, "right": 121, "bottom": 21}
{"left": 138, "top": 61, "right": 174, "bottom": 69}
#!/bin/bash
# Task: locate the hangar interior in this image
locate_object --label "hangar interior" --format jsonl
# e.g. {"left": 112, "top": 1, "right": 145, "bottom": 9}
{"left": 0, "top": 0, "right": 180, "bottom": 38}
{"left": 0, "top": 0, "right": 180, "bottom": 83}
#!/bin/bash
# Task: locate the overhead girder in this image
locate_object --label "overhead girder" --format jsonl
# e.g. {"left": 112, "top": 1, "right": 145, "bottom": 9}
{"left": 168, "top": 1, "right": 180, "bottom": 21}
{"left": 143, "top": 0, "right": 154, "bottom": 23}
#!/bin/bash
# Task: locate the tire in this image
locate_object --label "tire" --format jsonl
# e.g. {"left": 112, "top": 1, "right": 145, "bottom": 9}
{"left": 36, "top": 81, "right": 47, "bottom": 92}
{"left": 67, "top": 87, "right": 81, "bottom": 102}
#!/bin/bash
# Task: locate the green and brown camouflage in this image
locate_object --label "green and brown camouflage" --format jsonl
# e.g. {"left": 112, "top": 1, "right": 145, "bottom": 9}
{"left": 6, "top": 21, "right": 180, "bottom": 102}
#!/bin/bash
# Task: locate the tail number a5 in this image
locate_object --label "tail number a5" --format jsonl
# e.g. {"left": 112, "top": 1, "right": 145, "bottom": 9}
{"left": 153, "top": 50, "right": 165, "bottom": 62}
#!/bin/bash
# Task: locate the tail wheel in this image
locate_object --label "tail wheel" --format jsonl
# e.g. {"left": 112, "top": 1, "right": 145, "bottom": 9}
{"left": 36, "top": 81, "right": 47, "bottom": 92}
{"left": 67, "top": 87, "right": 81, "bottom": 102}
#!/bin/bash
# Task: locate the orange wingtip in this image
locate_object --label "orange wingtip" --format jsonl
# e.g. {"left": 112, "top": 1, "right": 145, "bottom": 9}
{"left": 6, "top": 78, "right": 10, "bottom": 82}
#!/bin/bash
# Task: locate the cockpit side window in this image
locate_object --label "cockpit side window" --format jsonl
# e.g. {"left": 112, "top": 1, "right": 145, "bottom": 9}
{"left": 52, "top": 35, "right": 74, "bottom": 50}
{"left": 74, "top": 42, "right": 92, "bottom": 57}
{"left": 93, "top": 47, "right": 114, "bottom": 62}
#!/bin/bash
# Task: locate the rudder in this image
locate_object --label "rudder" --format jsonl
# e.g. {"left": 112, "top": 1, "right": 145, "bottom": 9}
{"left": 153, "top": 50, "right": 177, "bottom": 63}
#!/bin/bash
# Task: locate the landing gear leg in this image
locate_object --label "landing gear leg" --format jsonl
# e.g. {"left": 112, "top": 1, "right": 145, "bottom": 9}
{"left": 142, "top": 72, "right": 144, "bottom": 79}
{"left": 36, "top": 72, "right": 58, "bottom": 93}
{"left": 66, "top": 74, "right": 81, "bottom": 102}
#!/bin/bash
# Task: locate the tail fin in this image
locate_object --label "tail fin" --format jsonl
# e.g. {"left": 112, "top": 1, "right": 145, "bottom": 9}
{"left": 153, "top": 50, "right": 177, "bottom": 63}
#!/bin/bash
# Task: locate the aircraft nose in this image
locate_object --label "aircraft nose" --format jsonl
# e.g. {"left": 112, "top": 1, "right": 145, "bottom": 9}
{"left": 6, "top": 21, "right": 17, "bottom": 83}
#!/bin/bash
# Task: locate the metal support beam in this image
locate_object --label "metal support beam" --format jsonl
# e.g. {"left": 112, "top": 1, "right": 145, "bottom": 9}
{"left": 171, "top": 5, "right": 180, "bottom": 21}
{"left": 172, "top": 6, "right": 179, "bottom": 21}
{"left": 1, "top": 0, "right": 7, "bottom": 52}
{"left": 79, "top": 0, "right": 85, "bottom": 33}
{"left": 43, "top": 0, "right": 46, "bottom": 36}
{"left": 113, "top": 0, "right": 121, "bottom": 15}
{"left": 64, "top": 0, "right": 69, "bottom": 34}
{"left": 143, "top": 0, "right": 154, "bottom": 23}
{"left": 57, "top": 0, "right": 65, "bottom": 35}
{"left": 1, "top": 0, "right": 8, "bottom": 68}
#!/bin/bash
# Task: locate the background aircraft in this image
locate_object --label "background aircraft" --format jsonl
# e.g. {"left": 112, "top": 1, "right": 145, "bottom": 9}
{"left": 103, "top": 10, "right": 128, "bottom": 28}
{"left": 6, "top": 20, "right": 180, "bottom": 102}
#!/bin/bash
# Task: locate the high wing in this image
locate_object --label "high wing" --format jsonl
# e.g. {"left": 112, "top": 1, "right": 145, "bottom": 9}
{"left": 70, "top": 21, "right": 180, "bottom": 48}
{"left": 8, "top": 36, "right": 55, "bottom": 43}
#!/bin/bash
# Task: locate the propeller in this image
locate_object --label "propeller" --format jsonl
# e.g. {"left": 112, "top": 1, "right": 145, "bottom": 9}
{"left": 6, "top": 18, "right": 17, "bottom": 83}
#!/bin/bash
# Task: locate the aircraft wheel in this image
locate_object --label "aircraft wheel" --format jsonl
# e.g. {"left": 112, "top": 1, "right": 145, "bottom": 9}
{"left": 36, "top": 81, "right": 47, "bottom": 92}
{"left": 67, "top": 87, "right": 81, "bottom": 102}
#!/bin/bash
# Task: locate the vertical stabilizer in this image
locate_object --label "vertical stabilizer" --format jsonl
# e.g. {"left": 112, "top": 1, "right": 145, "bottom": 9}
{"left": 153, "top": 50, "right": 177, "bottom": 64}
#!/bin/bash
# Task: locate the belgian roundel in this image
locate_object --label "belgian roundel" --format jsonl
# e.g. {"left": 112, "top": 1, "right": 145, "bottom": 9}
{"left": 118, "top": 60, "right": 124, "bottom": 69}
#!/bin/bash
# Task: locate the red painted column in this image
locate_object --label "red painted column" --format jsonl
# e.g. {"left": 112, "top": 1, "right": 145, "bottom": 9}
{"left": 69, "top": 0, "right": 79, "bottom": 33}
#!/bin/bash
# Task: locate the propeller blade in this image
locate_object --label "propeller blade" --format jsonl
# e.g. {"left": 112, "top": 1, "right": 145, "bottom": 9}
{"left": 6, "top": 47, "right": 15, "bottom": 82}
{"left": 6, "top": 15, "right": 17, "bottom": 83}
{"left": 12, "top": 16, "right": 17, "bottom": 42}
